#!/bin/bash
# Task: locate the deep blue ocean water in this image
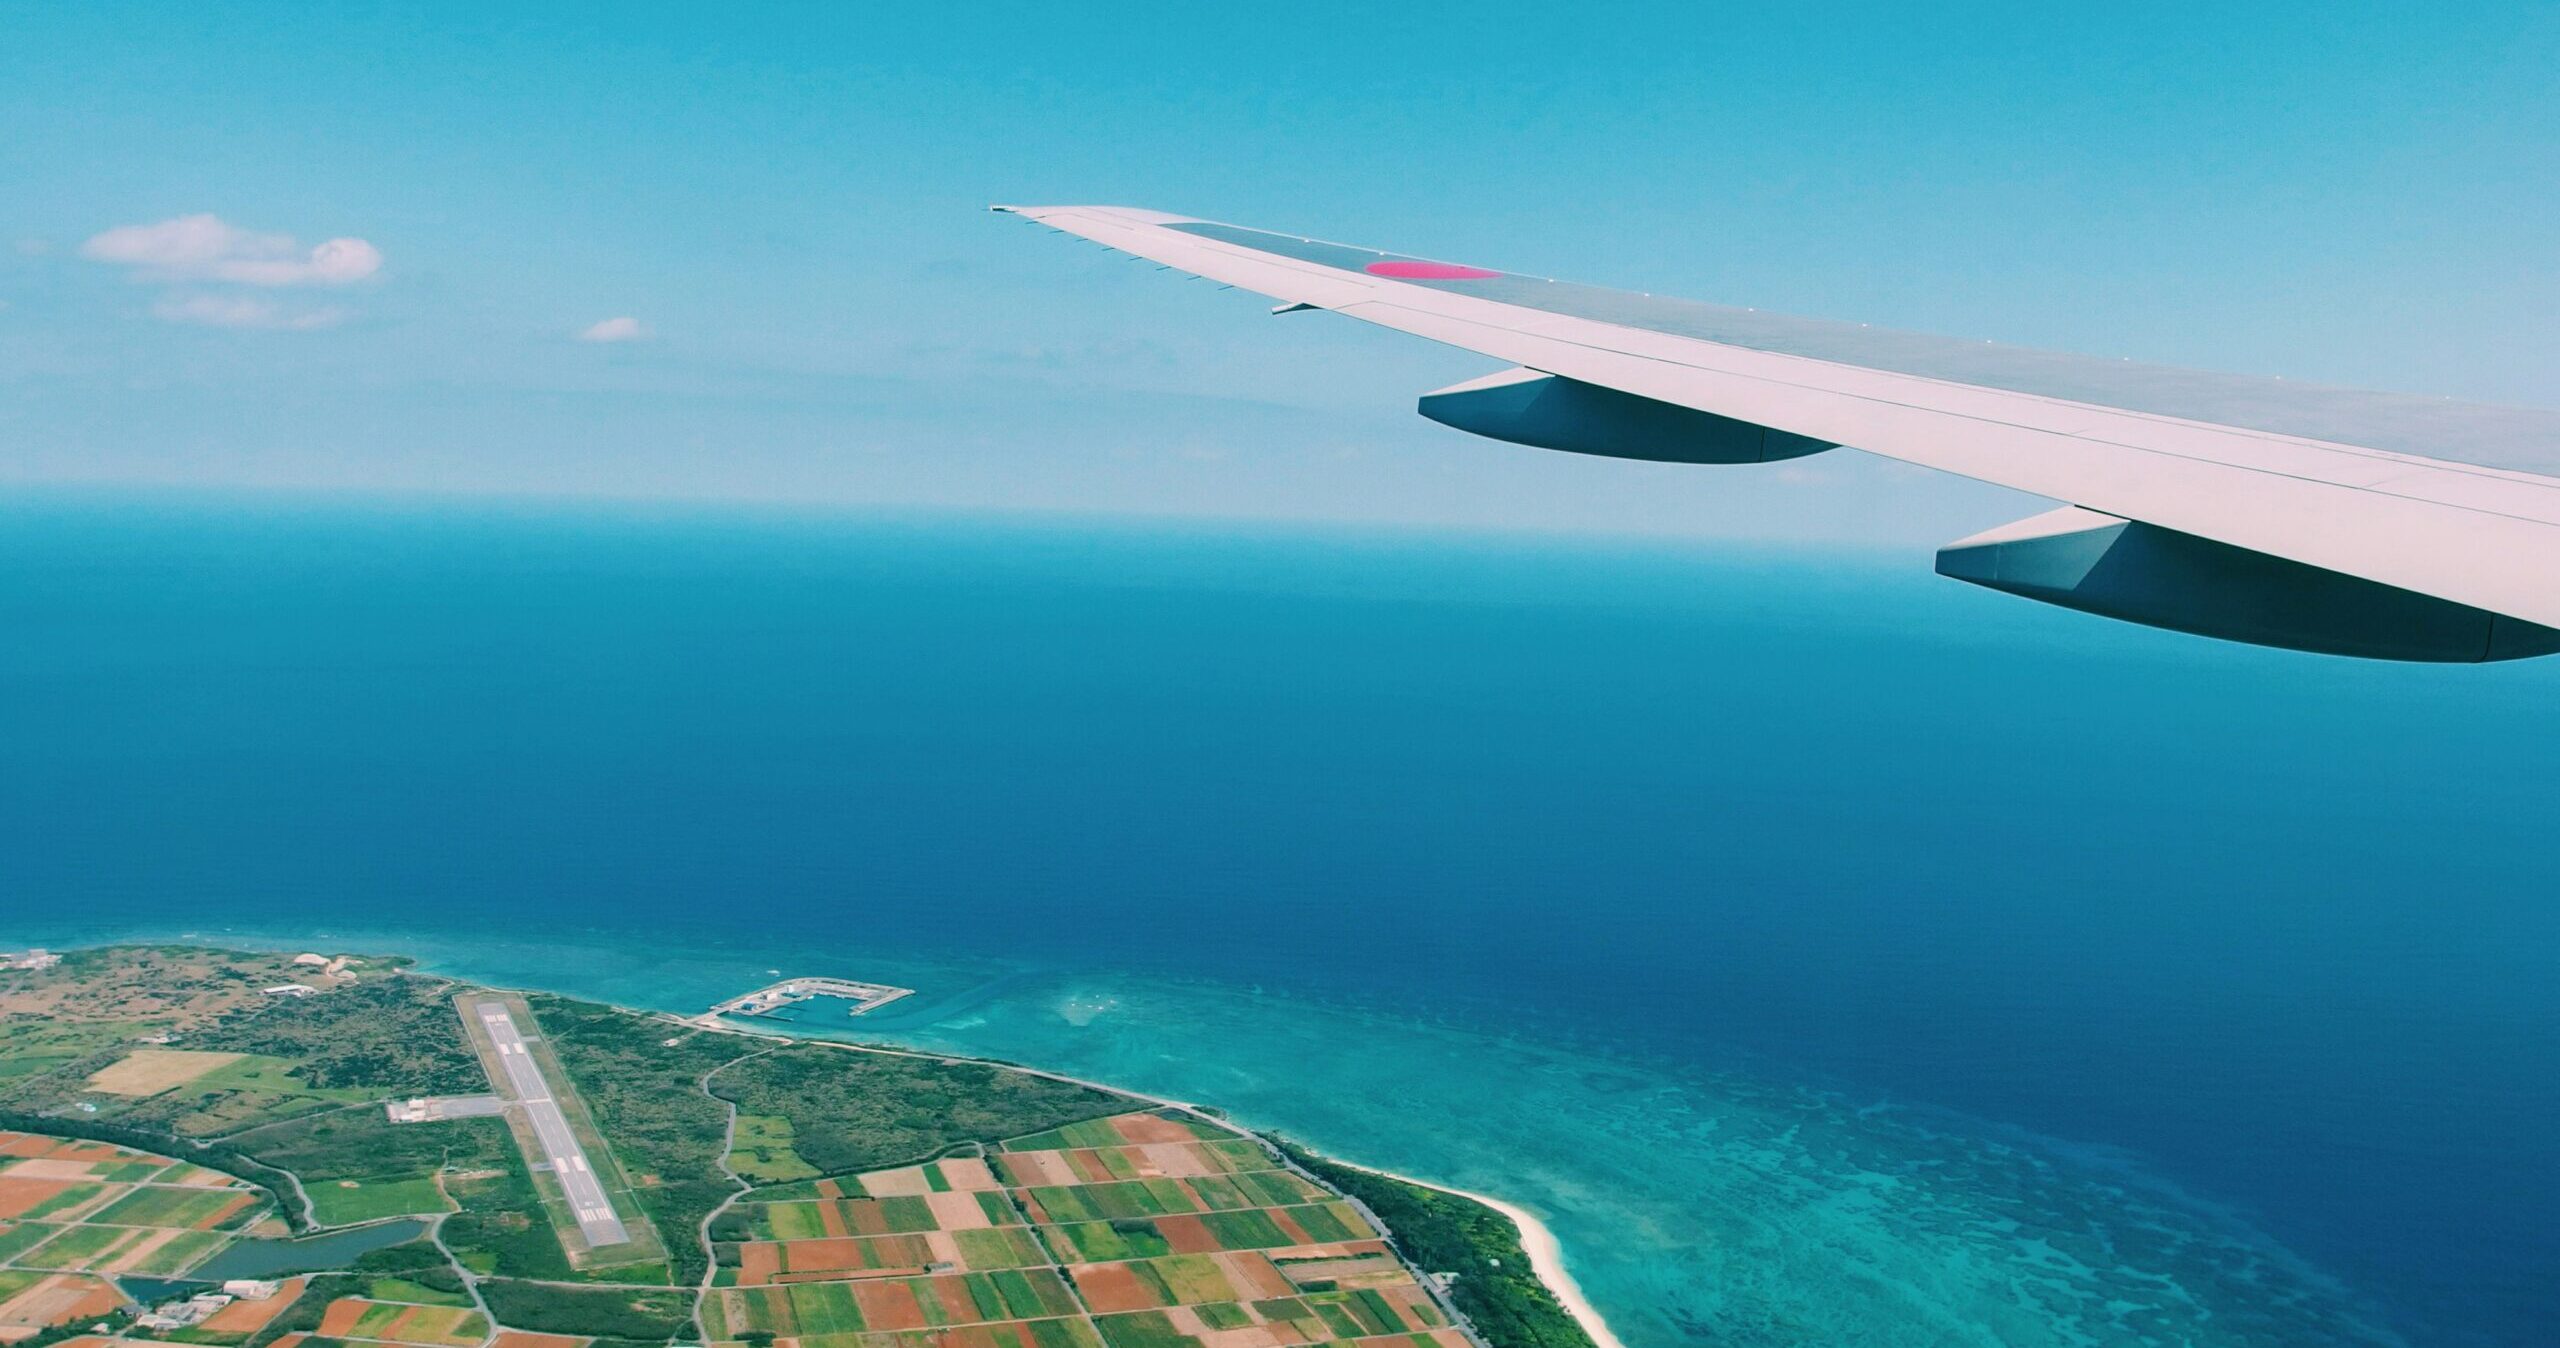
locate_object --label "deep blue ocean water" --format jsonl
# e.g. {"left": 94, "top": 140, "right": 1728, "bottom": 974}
{"left": 4, "top": 494, "right": 2555, "bottom": 1346}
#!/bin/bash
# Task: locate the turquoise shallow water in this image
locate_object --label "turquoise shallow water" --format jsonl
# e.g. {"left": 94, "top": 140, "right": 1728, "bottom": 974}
{"left": 5, "top": 924, "right": 2399, "bottom": 1348}
{"left": 6, "top": 495, "right": 2556, "bottom": 1345}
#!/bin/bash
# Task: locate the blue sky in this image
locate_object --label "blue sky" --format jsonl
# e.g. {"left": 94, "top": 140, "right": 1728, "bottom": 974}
{"left": 4, "top": 1, "right": 2554, "bottom": 545}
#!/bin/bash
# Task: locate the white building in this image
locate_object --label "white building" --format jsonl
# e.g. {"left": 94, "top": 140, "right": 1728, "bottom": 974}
{"left": 140, "top": 1293, "right": 234, "bottom": 1329}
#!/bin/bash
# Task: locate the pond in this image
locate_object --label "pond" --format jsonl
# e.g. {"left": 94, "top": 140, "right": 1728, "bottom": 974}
{"left": 189, "top": 1219, "right": 434, "bottom": 1280}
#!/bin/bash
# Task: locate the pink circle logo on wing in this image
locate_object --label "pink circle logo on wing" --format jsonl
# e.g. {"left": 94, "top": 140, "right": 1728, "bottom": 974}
{"left": 1365, "top": 260, "right": 1501, "bottom": 280}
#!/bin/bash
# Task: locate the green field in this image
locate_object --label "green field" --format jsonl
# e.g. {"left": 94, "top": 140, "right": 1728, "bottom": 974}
{"left": 478, "top": 1278, "right": 696, "bottom": 1340}
{"left": 1151, "top": 1255, "right": 1235, "bottom": 1305}
{"left": 17, "top": 1220, "right": 128, "bottom": 1268}
{"left": 1049, "top": 1220, "right": 1171, "bottom": 1262}
{"left": 1030, "top": 1180, "right": 1202, "bottom": 1222}
{"left": 309, "top": 1174, "right": 453, "bottom": 1225}
{"left": 726, "top": 1114, "right": 818, "bottom": 1183}
{"left": 125, "top": 1228, "right": 231, "bottom": 1275}
{"left": 1095, "top": 1310, "right": 1191, "bottom": 1348}
{"left": 750, "top": 1195, "right": 940, "bottom": 1241}
{"left": 15, "top": 1181, "right": 112, "bottom": 1221}
{"left": 0, "top": 1221, "right": 61, "bottom": 1263}
{"left": 952, "top": 1226, "right": 1049, "bottom": 1269}
{"left": 91, "top": 1183, "right": 250, "bottom": 1229}
{"left": 367, "top": 1274, "right": 472, "bottom": 1306}
{"left": 345, "top": 1297, "right": 490, "bottom": 1343}
{"left": 1196, "top": 1209, "right": 1289, "bottom": 1249}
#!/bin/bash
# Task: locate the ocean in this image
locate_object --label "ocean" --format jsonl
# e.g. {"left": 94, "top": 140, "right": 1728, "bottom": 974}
{"left": 3, "top": 493, "right": 2554, "bottom": 1347}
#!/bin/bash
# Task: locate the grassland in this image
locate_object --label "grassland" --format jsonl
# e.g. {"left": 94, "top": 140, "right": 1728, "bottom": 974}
{"left": 85, "top": 1050, "right": 246, "bottom": 1097}
{"left": 305, "top": 1175, "right": 453, "bottom": 1226}
{"left": 722, "top": 1117, "right": 817, "bottom": 1185}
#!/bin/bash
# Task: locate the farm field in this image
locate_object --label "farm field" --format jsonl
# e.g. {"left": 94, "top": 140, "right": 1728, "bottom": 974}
{"left": 315, "top": 1295, "right": 492, "bottom": 1346}
{"left": 703, "top": 1111, "right": 1470, "bottom": 1348}
{"left": 1, "top": 947, "right": 1565, "bottom": 1348}
{"left": 0, "top": 1132, "right": 271, "bottom": 1340}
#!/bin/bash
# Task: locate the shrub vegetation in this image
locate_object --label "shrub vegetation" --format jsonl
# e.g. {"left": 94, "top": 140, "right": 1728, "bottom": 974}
{"left": 1276, "top": 1141, "right": 1594, "bottom": 1348}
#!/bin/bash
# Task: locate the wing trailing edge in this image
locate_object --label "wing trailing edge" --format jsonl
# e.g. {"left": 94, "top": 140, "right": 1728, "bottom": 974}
{"left": 996, "top": 204, "right": 2560, "bottom": 660}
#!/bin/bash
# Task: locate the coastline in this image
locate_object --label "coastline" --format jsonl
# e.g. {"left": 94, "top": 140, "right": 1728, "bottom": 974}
{"left": 1323, "top": 1158, "right": 1626, "bottom": 1348}
{"left": 691, "top": 1008, "right": 1629, "bottom": 1348}
{"left": 269, "top": 951, "right": 1624, "bottom": 1348}
{"left": 5, "top": 937, "right": 1631, "bottom": 1348}
{"left": 1, "top": 932, "right": 2419, "bottom": 1348}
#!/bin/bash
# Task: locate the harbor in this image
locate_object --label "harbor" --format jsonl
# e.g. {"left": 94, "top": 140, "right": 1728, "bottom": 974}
{"left": 707, "top": 975, "right": 914, "bottom": 1021}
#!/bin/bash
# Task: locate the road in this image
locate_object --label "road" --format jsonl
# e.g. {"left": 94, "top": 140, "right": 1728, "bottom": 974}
{"left": 473, "top": 1000, "right": 630, "bottom": 1248}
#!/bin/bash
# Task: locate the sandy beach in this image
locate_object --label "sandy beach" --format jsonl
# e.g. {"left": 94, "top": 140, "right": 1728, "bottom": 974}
{"left": 1328, "top": 1160, "right": 1627, "bottom": 1348}
{"left": 739, "top": 1025, "right": 1633, "bottom": 1348}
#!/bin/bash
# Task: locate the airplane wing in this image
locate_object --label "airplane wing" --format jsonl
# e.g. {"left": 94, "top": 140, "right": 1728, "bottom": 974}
{"left": 994, "top": 205, "right": 2560, "bottom": 662}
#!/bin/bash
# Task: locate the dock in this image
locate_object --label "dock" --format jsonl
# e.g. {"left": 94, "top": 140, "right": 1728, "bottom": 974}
{"left": 709, "top": 976, "right": 914, "bottom": 1021}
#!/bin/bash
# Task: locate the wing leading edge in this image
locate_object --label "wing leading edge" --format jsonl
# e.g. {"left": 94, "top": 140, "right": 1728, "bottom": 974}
{"left": 995, "top": 204, "right": 2560, "bottom": 661}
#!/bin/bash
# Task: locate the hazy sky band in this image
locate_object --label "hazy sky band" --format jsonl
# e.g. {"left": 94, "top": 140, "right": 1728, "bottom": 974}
{"left": 3, "top": 3, "right": 2554, "bottom": 544}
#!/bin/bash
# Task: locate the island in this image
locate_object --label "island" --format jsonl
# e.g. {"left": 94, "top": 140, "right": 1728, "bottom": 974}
{"left": 0, "top": 946, "right": 1604, "bottom": 1348}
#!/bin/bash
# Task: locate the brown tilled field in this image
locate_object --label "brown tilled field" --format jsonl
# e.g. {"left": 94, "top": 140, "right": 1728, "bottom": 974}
{"left": 196, "top": 1278, "right": 307, "bottom": 1334}
{"left": 0, "top": 1272, "right": 121, "bottom": 1336}
{"left": 84, "top": 1050, "right": 244, "bottom": 1097}
{"left": 0, "top": 1178, "right": 75, "bottom": 1219}
{"left": 489, "top": 1334, "right": 590, "bottom": 1348}
{"left": 850, "top": 1280, "right": 930, "bottom": 1330}
{"left": 1110, "top": 1115, "right": 1203, "bottom": 1145}
{"left": 1068, "top": 1263, "right": 1162, "bottom": 1313}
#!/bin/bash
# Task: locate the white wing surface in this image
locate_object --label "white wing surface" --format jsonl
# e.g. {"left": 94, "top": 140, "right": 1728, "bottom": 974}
{"left": 996, "top": 205, "right": 2560, "bottom": 662}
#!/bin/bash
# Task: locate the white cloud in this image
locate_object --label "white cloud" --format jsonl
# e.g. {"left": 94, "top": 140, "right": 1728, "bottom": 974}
{"left": 152, "top": 293, "right": 348, "bottom": 330}
{"left": 81, "top": 214, "right": 382, "bottom": 287}
{"left": 578, "top": 316, "right": 650, "bottom": 343}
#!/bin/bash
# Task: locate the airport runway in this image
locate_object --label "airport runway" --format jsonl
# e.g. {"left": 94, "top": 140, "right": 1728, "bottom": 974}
{"left": 474, "top": 1000, "right": 630, "bottom": 1248}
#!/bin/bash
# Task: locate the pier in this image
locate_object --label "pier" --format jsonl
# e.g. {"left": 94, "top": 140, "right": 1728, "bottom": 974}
{"left": 709, "top": 976, "right": 914, "bottom": 1021}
